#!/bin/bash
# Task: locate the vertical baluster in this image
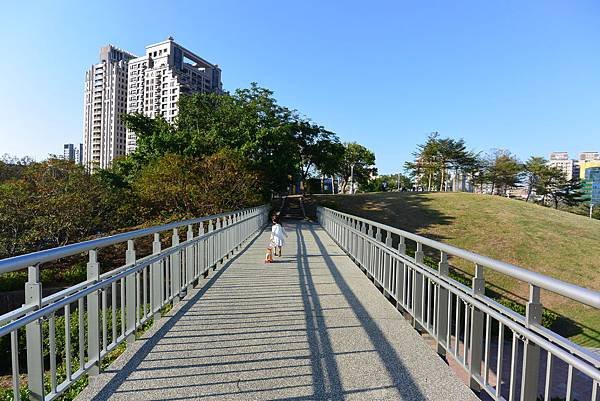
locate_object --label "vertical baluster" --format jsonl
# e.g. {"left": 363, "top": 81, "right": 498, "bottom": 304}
{"left": 102, "top": 288, "right": 107, "bottom": 353}
{"left": 463, "top": 302, "right": 470, "bottom": 365}
{"left": 590, "top": 380, "right": 597, "bottom": 401}
{"left": 11, "top": 330, "right": 20, "bottom": 401}
{"left": 49, "top": 313, "right": 57, "bottom": 394}
{"left": 454, "top": 297, "right": 461, "bottom": 358}
{"left": 484, "top": 314, "right": 491, "bottom": 386}
{"left": 151, "top": 233, "right": 162, "bottom": 319}
{"left": 111, "top": 281, "right": 117, "bottom": 345}
{"left": 171, "top": 228, "right": 180, "bottom": 302}
{"left": 142, "top": 266, "right": 147, "bottom": 319}
{"left": 413, "top": 242, "right": 424, "bottom": 330}
{"left": 565, "top": 365, "right": 573, "bottom": 401}
{"left": 64, "top": 304, "right": 72, "bottom": 382}
{"left": 78, "top": 298, "right": 84, "bottom": 372}
{"left": 509, "top": 331, "right": 519, "bottom": 401}
{"left": 121, "top": 277, "right": 126, "bottom": 337}
{"left": 543, "top": 353, "right": 553, "bottom": 401}
{"left": 25, "top": 265, "right": 44, "bottom": 400}
{"left": 126, "top": 240, "right": 136, "bottom": 343}
{"left": 496, "top": 323, "right": 505, "bottom": 399}
{"left": 437, "top": 251, "right": 450, "bottom": 357}
{"left": 186, "top": 224, "right": 194, "bottom": 292}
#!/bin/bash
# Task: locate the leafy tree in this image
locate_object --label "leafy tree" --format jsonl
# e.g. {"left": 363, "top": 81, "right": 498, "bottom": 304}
{"left": 337, "top": 142, "right": 377, "bottom": 193}
{"left": 485, "top": 150, "right": 523, "bottom": 195}
{"left": 523, "top": 156, "right": 548, "bottom": 202}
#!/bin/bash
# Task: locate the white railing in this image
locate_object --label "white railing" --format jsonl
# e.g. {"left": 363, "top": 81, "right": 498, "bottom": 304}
{"left": 317, "top": 206, "right": 600, "bottom": 401}
{"left": 0, "top": 205, "right": 269, "bottom": 401}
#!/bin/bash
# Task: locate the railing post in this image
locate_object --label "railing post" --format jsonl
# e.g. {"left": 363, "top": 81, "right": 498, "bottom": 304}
{"left": 151, "top": 233, "right": 162, "bottom": 319}
{"left": 413, "top": 242, "right": 424, "bottom": 329}
{"left": 469, "top": 263, "right": 485, "bottom": 392}
{"left": 521, "top": 285, "right": 542, "bottom": 401}
{"left": 171, "top": 228, "right": 180, "bottom": 303}
{"left": 86, "top": 250, "right": 100, "bottom": 376}
{"left": 25, "top": 265, "right": 44, "bottom": 401}
{"left": 436, "top": 251, "right": 450, "bottom": 357}
{"left": 186, "top": 224, "right": 194, "bottom": 293}
{"left": 395, "top": 238, "right": 406, "bottom": 311}
{"left": 384, "top": 232, "right": 392, "bottom": 293}
{"left": 125, "top": 240, "right": 136, "bottom": 344}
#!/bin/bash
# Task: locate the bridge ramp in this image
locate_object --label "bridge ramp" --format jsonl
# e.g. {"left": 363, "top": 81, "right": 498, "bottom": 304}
{"left": 80, "top": 222, "right": 478, "bottom": 401}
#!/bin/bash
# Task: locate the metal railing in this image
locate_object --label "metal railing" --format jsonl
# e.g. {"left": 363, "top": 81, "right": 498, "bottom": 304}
{"left": 317, "top": 206, "right": 600, "bottom": 401}
{"left": 0, "top": 205, "right": 269, "bottom": 401}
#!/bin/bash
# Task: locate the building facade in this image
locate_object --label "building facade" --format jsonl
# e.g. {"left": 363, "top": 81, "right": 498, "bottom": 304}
{"left": 82, "top": 45, "right": 136, "bottom": 171}
{"left": 548, "top": 152, "right": 577, "bottom": 181}
{"left": 63, "top": 143, "right": 83, "bottom": 164}
{"left": 125, "top": 37, "right": 222, "bottom": 153}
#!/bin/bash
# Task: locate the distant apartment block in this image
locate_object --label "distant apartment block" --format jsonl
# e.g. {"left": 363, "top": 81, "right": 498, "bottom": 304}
{"left": 82, "top": 45, "right": 136, "bottom": 171}
{"left": 548, "top": 152, "right": 577, "bottom": 181}
{"left": 125, "top": 37, "right": 222, "bottom": 153}
{"left": 578, "top": 152, "right": 600, "bottom": 180}
{"left": 63, "top": 143, "right": 83, "bottom": 164}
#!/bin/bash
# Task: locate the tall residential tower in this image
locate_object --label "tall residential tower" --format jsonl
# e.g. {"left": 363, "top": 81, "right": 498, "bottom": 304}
{"left": 126, "top": 37, "right": 222, "bottom": 153}
{"left": 82, "top": 45, "right": 136, "bottom": 170}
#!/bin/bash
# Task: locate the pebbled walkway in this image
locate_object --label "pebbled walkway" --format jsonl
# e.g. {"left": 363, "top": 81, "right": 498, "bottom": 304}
{"left": 78, "top": 222, "right": 478, "bottom": 401}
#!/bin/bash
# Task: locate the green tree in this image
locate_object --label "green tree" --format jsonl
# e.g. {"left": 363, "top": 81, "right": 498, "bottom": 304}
{"left": 523, "top": 156, "right": 548, "bottom": 202}
{"left": 337, "top": 142, "right": 377, "bottom": 193}
{"left": 485, "top": 150, "right": 523, "bottom": 195}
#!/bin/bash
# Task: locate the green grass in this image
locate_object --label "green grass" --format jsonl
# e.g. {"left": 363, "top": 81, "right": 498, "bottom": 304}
{"left": 315, "top": 192, "right": 600, "bottom": 347}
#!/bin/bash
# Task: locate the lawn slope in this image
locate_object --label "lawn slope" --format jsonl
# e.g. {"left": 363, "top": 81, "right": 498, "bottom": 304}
{"left": 315, "top": 192, "right": 600, "bottom": 347}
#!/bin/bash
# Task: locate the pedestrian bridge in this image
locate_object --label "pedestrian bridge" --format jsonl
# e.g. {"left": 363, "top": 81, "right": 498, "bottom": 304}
{"left": 0, "top": 205, "right": 598, "bottom": 401}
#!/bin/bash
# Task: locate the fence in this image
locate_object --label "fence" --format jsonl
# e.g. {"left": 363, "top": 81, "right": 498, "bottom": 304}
{"left": 0, "top": 205, "right": 269, "bottom": 401}
{"left": 317, "top": 206, "right": 600, "bottom": 401}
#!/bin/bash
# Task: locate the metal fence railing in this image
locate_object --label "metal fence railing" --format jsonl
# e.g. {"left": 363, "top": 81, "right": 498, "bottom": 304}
{"left": 0, "top": 205, "right": 269, "bottom": 401}
{"left": 317, "top": 206, "right": 600, "bottom": 401}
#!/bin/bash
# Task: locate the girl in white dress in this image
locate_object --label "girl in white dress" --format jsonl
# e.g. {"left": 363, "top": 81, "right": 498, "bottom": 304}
{"left": 270, "top": 214, "right": 287, "bottom": 257}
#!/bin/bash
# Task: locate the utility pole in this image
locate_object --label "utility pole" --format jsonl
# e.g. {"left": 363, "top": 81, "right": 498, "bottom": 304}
{"left": 350, "top": 164, "right": 355, "bottom": 194}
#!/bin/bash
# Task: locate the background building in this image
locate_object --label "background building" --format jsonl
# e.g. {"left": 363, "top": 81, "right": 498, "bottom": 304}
{"left": 548, "top": 151, "right": 577, "bottom": 180}
{"left": 82, "top": 45, "right": 136, "bottom": 171}
{"left": 63, "top": 143, "right": 83, "bottom": 164}
{"left": 125, "top": 37, "right": 222, "bottom": 153}
{"left": 578, "top": 152, "right": 600, "bottom": 180}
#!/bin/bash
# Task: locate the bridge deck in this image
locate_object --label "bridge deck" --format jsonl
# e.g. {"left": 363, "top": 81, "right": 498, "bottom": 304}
{"left": 80, "top": 222, "right": 478, "bottom": 401}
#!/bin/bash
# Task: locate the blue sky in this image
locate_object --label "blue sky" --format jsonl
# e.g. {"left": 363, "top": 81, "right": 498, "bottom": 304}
{"left": 0, "top": 0, "right": 598, "bottom": 174}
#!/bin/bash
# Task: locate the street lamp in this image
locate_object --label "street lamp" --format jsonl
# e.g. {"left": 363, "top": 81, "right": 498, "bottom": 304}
{"left": 350, "top": 164, "right": 355, "bottom": 194}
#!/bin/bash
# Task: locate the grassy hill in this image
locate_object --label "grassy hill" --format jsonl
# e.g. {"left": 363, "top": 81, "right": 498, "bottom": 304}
{"left": 314, "top": 192, "right": 600, "bottom": 347}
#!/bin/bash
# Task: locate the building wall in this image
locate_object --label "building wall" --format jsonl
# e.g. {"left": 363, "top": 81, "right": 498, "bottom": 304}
{"left": 125, "top": 37, "right": 222, "bottom": 154}
{"left": 82, "top": 45, "right": 136, "bottom": 171}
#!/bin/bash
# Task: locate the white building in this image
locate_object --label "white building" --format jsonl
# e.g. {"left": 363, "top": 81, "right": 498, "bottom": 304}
{"left": 548, "top": 152, "right": 577, "bottom": 181}
{"left": 82, "top": 45, "right": 136, "bottom": 171}
{"left": 126, "top": 37, "right": 222, "bottom": 153}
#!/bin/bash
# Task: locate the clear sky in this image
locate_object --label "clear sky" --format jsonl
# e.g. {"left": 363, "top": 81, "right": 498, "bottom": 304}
{"left": 0, "top": 0, "right": 598, "bottom": 174}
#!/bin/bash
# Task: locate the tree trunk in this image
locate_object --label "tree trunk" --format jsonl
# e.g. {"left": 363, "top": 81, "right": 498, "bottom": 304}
{"left": 427, "top": 172, "right": 432, "bottom": 191}
{"left": 439, "top": 167, "right": 445, "bottom": 192}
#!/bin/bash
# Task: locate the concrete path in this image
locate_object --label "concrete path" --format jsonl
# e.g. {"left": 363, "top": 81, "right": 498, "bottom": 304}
{"left": 79, "top": 222, "right": 478, "bottom": 401}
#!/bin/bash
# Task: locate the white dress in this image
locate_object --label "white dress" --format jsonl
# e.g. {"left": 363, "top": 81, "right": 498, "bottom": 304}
{"left": 271, "top": 224, "right": 286, "bottom": 247}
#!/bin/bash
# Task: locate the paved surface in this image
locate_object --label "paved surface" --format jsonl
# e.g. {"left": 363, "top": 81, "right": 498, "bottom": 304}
{"left": 79, "top": 222, "right": 478, "bottom": 401}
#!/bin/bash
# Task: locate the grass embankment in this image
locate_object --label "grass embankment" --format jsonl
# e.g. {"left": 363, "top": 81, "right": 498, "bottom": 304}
{"left": 315, "top": 192, "right": 600, "bottom": 347}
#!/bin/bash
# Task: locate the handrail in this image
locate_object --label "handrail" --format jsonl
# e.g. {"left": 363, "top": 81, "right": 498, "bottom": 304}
{"left": 0, "top": 205, "right": 268, "bottom": 274}
{"left": 318, "top": 206, "right": 600, "bottom": 309}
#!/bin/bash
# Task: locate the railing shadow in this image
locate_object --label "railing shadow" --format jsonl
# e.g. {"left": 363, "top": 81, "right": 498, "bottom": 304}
{"left": 301, "top": 222, "right": 429, "bottom": 400}
{"left": 87, "top": 232, "right": 263, "bottom": 401}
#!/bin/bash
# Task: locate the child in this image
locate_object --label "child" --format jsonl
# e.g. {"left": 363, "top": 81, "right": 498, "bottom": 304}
{"left": 270, "top": 214, "right": 287, "bottom": 257}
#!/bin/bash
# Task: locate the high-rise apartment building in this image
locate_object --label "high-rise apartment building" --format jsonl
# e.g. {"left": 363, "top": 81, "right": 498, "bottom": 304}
{"left": 125, "top": 37, "right": 222, "bottom": 153}
{"left": 548, "top": 152, "right": 577, "bottom": 180}
{"left": 578, "top": 152, "right": 600, "bottom": 180}
{"left": 82, "top": 45, "right": 136, "bottom": 171}
{"left": 63, "top": 144, "right": 75, "bottom": 161}
{"left": 63, "top": 143, "right": 83, "bottom": 164}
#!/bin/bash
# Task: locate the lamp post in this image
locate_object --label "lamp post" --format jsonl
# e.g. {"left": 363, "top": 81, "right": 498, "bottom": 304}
{"left": 350, "top": 164, "right": 355, "bottom": 194}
